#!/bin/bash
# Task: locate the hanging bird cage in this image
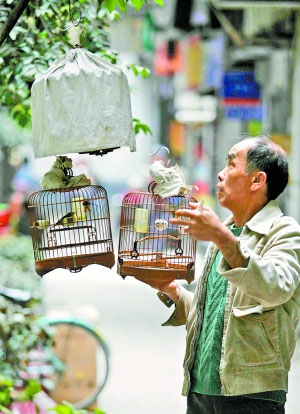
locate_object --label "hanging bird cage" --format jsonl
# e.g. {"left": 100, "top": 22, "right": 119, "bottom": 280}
{"left": 31, "top": 48, "right": 136, "bottom": 159}
{"left": 117, "top": 191, "right": 197, "bottom": 284}
{"left": 28, "top": 186, "right": 114, "bottom": 276}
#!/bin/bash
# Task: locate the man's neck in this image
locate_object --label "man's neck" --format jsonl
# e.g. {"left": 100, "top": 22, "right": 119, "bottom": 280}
{"left": 232, "top": 199, "right": 268, "bottom": 227}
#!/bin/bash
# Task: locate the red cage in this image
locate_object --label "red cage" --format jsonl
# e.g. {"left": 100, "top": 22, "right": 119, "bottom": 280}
{"left": 118, "top": 191, "right": 197, "bottom": 284}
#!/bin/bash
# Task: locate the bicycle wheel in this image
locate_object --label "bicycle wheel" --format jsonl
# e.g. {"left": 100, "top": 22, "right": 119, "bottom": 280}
{"left": 46, "top": 317, "right": 110, "bottom": 409}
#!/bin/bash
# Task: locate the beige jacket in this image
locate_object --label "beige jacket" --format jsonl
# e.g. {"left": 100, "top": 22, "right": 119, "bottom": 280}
{"left": 160, "top": 200, "right": 300, "bottom": 396}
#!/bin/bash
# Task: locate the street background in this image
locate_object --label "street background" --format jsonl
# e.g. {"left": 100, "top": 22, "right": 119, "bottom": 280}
{"left": 2, "top": 0, "right": 300, "bottom": 412}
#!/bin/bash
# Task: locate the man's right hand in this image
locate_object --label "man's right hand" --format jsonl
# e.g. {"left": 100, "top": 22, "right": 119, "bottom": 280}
{"left": 148, "top": 280, "right": 180, "bottom": 304}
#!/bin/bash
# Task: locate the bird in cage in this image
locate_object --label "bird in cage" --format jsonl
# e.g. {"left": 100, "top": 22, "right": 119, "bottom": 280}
{"left": 53, "top": 199, "right": 91, "bottom": 227}
{"left": 34, "top": 199, "right": 91, "bottom": 229}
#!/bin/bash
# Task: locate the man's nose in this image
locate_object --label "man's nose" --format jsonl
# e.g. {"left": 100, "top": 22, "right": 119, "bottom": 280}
{"left": 217, "top": 167, "right": 225, "bottom": 181}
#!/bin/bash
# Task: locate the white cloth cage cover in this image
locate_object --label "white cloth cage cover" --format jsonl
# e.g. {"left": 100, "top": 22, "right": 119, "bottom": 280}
{"left": 31, "top": 48, "right": 136, "bottom": 158}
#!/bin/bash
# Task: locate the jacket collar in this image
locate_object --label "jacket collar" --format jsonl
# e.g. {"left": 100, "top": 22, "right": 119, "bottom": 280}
{"left": 224, "top": 200, "right": 283, "bottom": 235}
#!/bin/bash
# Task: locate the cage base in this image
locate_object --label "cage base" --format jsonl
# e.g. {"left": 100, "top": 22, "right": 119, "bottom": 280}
{"left": 117, "top": 263, "right": 194, "bottom": 284}
{"left": 35, "top": 252, "right": 115, "bottom": 277}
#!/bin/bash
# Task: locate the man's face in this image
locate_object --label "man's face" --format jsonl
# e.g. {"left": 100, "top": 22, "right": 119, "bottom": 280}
{"left": 217, "top": 140, "right": 255, "bottom": 211}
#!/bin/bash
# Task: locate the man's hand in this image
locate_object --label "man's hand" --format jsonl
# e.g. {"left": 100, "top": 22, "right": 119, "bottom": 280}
{"left": 147, "top": 280, "right": 180, "bottom": 304}
{"left": 171, "top": 202, "right": 248, "bottom": 269}
{"left": 170, "top": 202, "right": 225, "bottom": 244}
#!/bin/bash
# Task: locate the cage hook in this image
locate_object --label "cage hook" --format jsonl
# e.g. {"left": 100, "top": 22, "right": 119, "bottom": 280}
{"left": 149, "top": 146, "right": 171, "bottom": 166}
{"left": 58, "top": 0, "right": 87, "bottom": 47}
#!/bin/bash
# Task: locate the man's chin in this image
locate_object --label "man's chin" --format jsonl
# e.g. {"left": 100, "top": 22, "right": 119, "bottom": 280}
{"left": 217, "top": 195, "right": 228, "bottom": 208}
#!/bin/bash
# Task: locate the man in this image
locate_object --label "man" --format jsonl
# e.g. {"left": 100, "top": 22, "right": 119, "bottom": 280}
{"left": 153, "top": 137, "right": 300, "bottom": 414}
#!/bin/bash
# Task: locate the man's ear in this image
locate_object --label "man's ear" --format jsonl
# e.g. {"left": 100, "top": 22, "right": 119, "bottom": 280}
{"left": 251, "top": 171, "right": 267, "bottom": 191}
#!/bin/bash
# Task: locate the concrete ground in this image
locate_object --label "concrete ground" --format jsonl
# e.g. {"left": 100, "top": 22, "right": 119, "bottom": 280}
{"left": 43, "top": 265, "right": 300, "bottom": 414}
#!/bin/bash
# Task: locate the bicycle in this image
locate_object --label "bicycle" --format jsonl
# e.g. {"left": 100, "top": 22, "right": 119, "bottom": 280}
{"left": 0, "top": 285, "right": 110, "bottom": 409}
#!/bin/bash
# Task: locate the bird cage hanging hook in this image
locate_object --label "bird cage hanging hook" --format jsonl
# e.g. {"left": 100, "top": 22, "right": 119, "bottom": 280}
{"left": 148, "top": 146, "right": 171, "bottom": 194}
{"left": 149, "top": 146, "right": 171, "bottom": 165}
{"left": 58, "top": 0, "right": 87, "bottom": 48}
{"left": 55, "top": 155, "right": 74, "bottom": 178}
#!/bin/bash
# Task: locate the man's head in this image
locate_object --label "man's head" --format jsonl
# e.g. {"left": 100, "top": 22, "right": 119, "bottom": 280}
{"left": 217, "top": 136, "right": 288, "bottom": 215}
{"left": 245, "top": 136, "right": 289, "bottom": 201}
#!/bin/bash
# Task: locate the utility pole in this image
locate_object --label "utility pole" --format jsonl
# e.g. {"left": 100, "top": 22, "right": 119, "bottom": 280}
{"left": 288, "top": 11, "right": 300, "bottom": 221}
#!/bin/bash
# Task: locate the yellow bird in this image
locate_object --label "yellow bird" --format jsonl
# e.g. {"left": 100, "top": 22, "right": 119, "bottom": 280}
{"left": 54, "top": 200, "right": 91, "bottom": 227}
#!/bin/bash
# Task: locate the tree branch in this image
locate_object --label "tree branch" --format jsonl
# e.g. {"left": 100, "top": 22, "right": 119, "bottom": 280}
{"left": 0, "top": 0, "right": 31, "bottom": 47}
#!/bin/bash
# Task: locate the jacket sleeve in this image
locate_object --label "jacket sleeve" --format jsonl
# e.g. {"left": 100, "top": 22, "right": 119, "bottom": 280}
{"left": 157, "top": 286, "right": 193, "bottom": 326}
{"left": 218, "top": 217, "right": 300, "bottom": 307}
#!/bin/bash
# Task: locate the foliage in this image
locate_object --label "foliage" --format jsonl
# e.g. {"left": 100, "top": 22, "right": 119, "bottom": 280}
{"left": 0, "top": 295, "right": 53, "bottom": 381}
{"left": 0, "top": 370, "right": 43, "bottom": 410}
{"left": 0, "top": 381, "right": 107, "bottom": 413}
{"left": 50, "top": 400, "right": 106, "bottom": 414}
{"left": 0, "top": 234, "right": 41, "bottom": 296}
{"left": 0, "top": 0, "right": 162, "bottom": 128}
{"left": 133, "top": 117, "right": 152, "bottom": 135}
{"left": 0, "top": 110, "right": 31, "bottom": 146}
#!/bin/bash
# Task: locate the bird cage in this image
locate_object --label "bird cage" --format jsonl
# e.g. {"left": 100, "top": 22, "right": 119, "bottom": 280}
{"left": 28, "top": 186, "right": 114, "bottom": 276}
{"left": 118, "top": 191, "right": 197, "bottom": 284}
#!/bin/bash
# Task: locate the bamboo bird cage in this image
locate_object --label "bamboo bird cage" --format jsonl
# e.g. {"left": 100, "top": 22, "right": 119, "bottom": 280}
{"left": 28, "top": 186, "right": 114, "bottom": 276}
{"left": 117, "top": 190, "right": 197, "bottom": 284}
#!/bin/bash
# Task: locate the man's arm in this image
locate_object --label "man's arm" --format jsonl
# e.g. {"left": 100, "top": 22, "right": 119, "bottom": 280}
{"left": 218, "top": 219, "right": 300, "bottom": 307}
{"left": 211, "top": 226, "right": 249, "bottom": 269}
{"left": 171, "top": 205, "right": 300, "bottom": 307}
{"left": 170, "top": 203, "right": 248, "bottom": 270}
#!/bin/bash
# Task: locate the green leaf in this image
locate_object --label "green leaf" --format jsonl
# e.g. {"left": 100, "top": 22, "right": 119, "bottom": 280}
{"left": 131, "top": 0, "right": 144, "bottom": 11}
{"left": 133, "top": 118, "right": 152, "bottom": 136}
{"left": 103, "top": 0, "right": 117, "bottom": 12}
{"left": 140, "top": 124, "right": 152, "bottom": 134}
{"left": 153, "top": 0, "right": 164, "bottom": 5}
{"left": 116, "top": 0, "right": 127, "bottom": 12}
{"left": 48, "top": 405, "right": 71, "bottom": 414}
{"left": 0, "top": 376, "right": 13, "bottom": 387}
{"left": 0, "top": 404, "right": 12, "bottom": 414}
{"left": 24, "top": 379, "right": 42, "bottom": 399}
{"left": 93, "top": 409, "right": 106, "bottom": 414}
{"left": 130, "top": 64, "right": 139, "bottom": 76}
{"left": 140, "top": 67, "right": 151, "bottom": 78}
{"left": 128, "top": 64, "right": 150, "bottom": 78}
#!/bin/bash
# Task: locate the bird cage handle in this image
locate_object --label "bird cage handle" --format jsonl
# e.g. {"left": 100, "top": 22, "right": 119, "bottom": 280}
{"left": 148, "top": 146, "right": 171, "bottom": 194}
{"left": 149, "top": 146, "right": 171, "bottom": 165}
{"left": 148, "top": 181, "right": 157, "bottom": 194}
{"left": 131, "top": 235, "right": 183, "bottom": 258}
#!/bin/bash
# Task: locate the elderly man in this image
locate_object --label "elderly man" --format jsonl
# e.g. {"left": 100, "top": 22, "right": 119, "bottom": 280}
{"left": 154, "top": 137, "right": 300, "bottom": 414}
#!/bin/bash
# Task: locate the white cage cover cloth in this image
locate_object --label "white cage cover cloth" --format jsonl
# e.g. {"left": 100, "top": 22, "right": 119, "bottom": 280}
{"left": 31, "top": 48, "right": 136, "bottom": 158}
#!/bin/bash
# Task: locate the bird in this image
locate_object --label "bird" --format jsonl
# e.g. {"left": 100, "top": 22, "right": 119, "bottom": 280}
{"left": 54, "top": 211, "right": 78, "bottom": 227}
{"left": 53, "top": 200, "right": 91, "bottom": 227}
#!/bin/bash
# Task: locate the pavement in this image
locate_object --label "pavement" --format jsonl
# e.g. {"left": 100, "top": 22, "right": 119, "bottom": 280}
{"left": 42, "top": 264, "right": 300, "bottom": 414}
